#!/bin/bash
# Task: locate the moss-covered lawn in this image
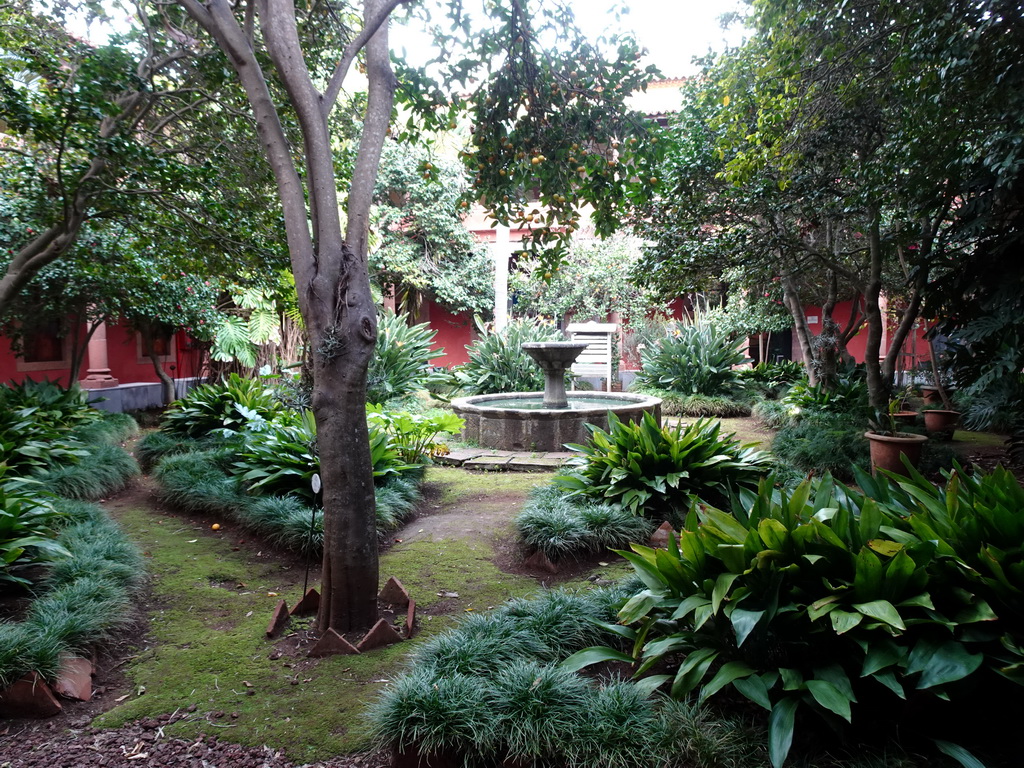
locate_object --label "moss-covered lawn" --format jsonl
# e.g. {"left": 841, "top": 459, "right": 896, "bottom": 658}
{"left": 97, "top": 468, "right": 548, "bottom": 763}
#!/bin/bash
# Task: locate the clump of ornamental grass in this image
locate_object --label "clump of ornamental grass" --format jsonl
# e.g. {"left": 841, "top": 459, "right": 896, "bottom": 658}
{"left": 38, "top": 443, "right": 139, "bottom": 500}
{"left": 153, "top": 450, "right": 248, "bottom": 515}
{"left": 516, "top": 484, "right": 653, "bottom": 561}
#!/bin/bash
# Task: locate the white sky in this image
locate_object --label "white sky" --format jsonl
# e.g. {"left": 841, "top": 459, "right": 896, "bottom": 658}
{"left": 392, "top": 0, "right": 749, "bottom": 78}
{"left": 567, "top": 0, "right": 748, "bottom": 77}
{"left": 71, "top": 1, "right": 748, "bottom": 78}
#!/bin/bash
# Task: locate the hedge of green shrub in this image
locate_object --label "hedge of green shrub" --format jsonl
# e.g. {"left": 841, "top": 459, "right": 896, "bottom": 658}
{"left": 566, "top": 465, "right": 1024, "bottom": 768}
{"left": 631, "top": 387, "right": 751, "bottom": 418}
{"left": 0, "top": 383, "right": 143, "bottom": 689}
{"left": 370, "top": 583, "right": 771, "bottom": 768}
{"left": 0, "top": 499, "right": 143, "bottom": 687}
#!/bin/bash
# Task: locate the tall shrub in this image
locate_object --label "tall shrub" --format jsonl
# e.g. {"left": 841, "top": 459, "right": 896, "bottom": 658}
{"left": 635, "top": 322, "right": 747, "bottom": 397}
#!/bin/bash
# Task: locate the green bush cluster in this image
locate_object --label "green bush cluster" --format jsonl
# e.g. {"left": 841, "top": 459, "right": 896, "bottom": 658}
{"left": 635, "top": 323, "right": 747, "bottom": 398}
{"left": 636, "top": 388, "right": 751, "bottom": 418}
{"left": 781, "top": 375, "right": 869, "bottom": 420}
{"left": 0, "top": 500, "right": 142, "bottom": 688}
{"left": 160, "top": 372, "right": 283, "bottom": 438}
{"left": 371, "top": 584, "right": 767, "bottom": 768}
{"left": 556, "top": 414, "right": 772, "bottom": 524}
{"left": 149, "top": 389, "right": 448, "bottom": 553}
{"left": 771, "top": 413, "right": 871, "bottom": 481}
{"left": 515, "top": 485, "right": 654, "bottom": 561}
{"left": 453, "top": 317, "right": 565, "bottom": 395}
{"left": 151, "top": 443, "right": 420, "bottom": 554}
{"left": 567, "top": 465, "right": 1024, "bottom": 767}
{"left": 0, "top": 381, "right": 142, "bottom": 689}
{"left": 34, "top": 415, "right": 140, "bottom": 500}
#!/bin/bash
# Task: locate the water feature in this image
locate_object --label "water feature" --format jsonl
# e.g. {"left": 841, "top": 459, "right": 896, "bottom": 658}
{"left": 450, "top": 341, "right": 662, "bottom": 452}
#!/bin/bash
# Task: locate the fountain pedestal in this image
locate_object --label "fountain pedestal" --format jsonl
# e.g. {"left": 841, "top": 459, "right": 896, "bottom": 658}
{"left": 522, "top": 342, "right": 588, "bottom": 408}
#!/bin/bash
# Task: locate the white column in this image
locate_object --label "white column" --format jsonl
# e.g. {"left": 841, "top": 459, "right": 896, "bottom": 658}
{"left": 493, "top": 225, "right": 510, "bottom": 331}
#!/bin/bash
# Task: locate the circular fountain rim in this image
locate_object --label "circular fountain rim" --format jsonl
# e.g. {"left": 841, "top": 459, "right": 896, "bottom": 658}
{"left": 451, "top": 391, "right": 662, "bottom": 416}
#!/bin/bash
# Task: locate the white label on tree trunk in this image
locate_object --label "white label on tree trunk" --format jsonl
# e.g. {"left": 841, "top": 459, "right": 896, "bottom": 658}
{"left": 311, "top": 473, "right": 321, "bottom": 494}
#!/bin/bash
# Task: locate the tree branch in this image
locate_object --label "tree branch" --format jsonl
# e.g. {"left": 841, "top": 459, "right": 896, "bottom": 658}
{"left": 322, "top": 0, "right": 405, "bottom": 114}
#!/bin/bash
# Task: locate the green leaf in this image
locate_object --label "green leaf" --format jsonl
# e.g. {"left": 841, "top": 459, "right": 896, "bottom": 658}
{"left": 561, "top": 646, "right": 635, "bottom": 674}
{"left": 830, "top": 609, "right": 864, "bottom": 634}
{"left": 730, "top": 607, "right": 764, "bottom": 647}
{"left": 712, "top": 572, "right": 739, "bottom": 614}
{"left": 671, "top": 648, "right": 719, "bottom": 698}
{"left": 853, "top": 600, "right": 905, "bottom": 630}
{"left": 733, "top": 673, "right": 773, "bottom": 710}
{"left": 934, "top": 740, "right": 988, "bottom": 768}
{"left": 806, "top": 679, "right": 852, "bottom": 722}
{"left": 618, "top": 591, "right": 658, "bottom": 624}
{"left": 768, "top": 697, "right": 799, "bottom": 768}
{"left": 908, "top": 638, "right": 984, "bottom": 689}
{"left": 700, "top": 660, "right": 755, "bottom": 703}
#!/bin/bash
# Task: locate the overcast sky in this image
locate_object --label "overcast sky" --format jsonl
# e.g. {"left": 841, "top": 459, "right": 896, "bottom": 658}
{"left": 392, "top": 0, "right": 750, "bottom": 78}
{"left": 566, "top": 0, "right": 749, "bottom": 77}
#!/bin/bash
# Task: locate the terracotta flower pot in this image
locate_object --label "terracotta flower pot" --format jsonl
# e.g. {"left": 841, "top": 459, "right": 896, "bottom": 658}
{"left": 864, "top": 431, "right": 928, "bottom": 476}
{"left": 920, "top": 388, "right": 943, "bottom": 405}
{"left": 924, "top": 409, "right": 961, "bottom": 439}
{"left": 892, "top": 411, "right": 918, "bottom": 427}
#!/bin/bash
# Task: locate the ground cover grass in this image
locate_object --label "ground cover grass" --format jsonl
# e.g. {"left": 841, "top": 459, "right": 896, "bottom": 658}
{"left": 96, "top": 466, "right": 543, "bottom": 763}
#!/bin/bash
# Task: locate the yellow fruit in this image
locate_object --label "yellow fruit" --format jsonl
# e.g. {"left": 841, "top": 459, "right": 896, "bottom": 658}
{"left": 531, "top": 156, "right": 541, "bottom": 165}
{"left": 577, "top": 166, "right": 586, "bottom": 173}
{"left": 650, "top": 177, "right": 658, "bottom": 184}
{"left": 212, "top": 523, "right": 221, "bottom": 530}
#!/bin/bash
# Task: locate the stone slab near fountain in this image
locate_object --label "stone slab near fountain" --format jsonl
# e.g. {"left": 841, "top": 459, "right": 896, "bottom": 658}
{"left": 450, "top": 341, "right": 662, "bottom": 452}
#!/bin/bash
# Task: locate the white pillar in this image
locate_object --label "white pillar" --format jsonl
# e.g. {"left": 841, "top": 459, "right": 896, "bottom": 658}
{"left": 493, "top": 225, "right": 510, "bottom": 331}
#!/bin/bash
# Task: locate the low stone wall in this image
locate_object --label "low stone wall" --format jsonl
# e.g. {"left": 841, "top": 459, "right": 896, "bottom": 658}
{"left": 451, "top": 391, "right": 662, "bottom": 452}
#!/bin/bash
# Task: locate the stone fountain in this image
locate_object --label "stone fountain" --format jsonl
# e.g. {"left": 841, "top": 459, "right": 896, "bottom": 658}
{"left": 450, "top": 340, "right": 661, "bottom": 452}
{"left": 521, "top": 341, "right": 589, "bottom": 408}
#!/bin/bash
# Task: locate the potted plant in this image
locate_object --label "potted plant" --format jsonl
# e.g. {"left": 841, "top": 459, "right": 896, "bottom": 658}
{"left": 865, "top": 402, "right": 928, "bottom": 476}
{"left": 922, "top": 403, "right": 961, "bottom": 439}
{"left": 889, "top": 386, "right": 918, "bottom": 427}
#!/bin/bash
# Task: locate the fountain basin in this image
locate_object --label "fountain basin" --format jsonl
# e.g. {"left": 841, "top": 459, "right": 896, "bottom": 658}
{"left": 451, "top": 392, "right": 662, "bottom": 452}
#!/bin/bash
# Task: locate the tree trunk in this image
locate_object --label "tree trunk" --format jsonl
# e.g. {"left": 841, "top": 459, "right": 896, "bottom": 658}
{"left": 862, "top": 209, "right": 888, "bottom": 408}
{"left": 140, "top": 326, "right": 177, "bottom": 404}
{"left": 781, "top": 271, "right": 818, "bottom": 385}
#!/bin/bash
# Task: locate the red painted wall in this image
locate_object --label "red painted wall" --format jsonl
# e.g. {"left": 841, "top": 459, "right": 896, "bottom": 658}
{"left": 795, "top": 299, "right": 932, "bottom": 368}
{"left": 0, "top": 320, "right": 203, "bottom": 389}
{"left": 420, "top": 299, "right": 477, "bottom": 368}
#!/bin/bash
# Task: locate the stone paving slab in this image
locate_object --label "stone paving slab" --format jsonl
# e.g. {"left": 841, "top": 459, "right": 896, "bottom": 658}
{"left": 508, "top": 456, "right": 565, "bottom": 472}
{"left": 434, "top": 449, "right": 485, "bottom": 466}
{"left": 542, "top": 452, "right": 577, "bottom": 460}
{"left": 463, "top": 455, "right": 514, "bottom": 470}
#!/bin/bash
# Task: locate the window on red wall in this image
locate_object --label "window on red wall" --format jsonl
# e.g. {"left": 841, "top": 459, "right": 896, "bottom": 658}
{"left": 136, "top": 326, "right": 176, "bottom": 364}
{"left": 17, "top": 321, "right": 71, "bottom": 372}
